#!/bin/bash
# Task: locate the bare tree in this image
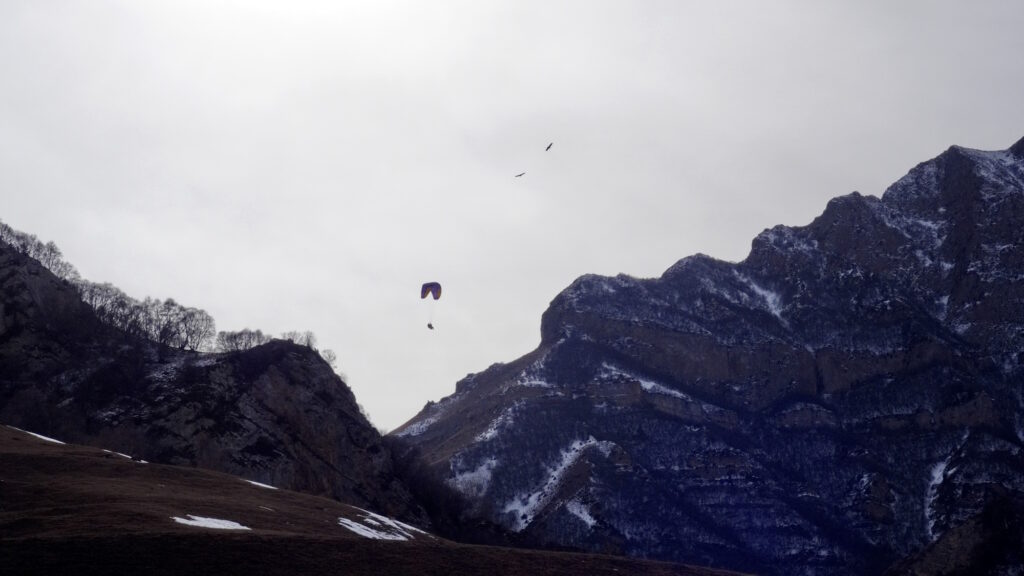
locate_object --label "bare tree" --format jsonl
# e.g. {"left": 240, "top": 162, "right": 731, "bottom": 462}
{"left": 215, "top": 328, "right": 272, "bottom": 352}
{"left": 215, "top": 331, "right": 241, "bottom": 352}
{"left": 320, "top": 349, "right": 338, "bottom": 369}
{"left": 36, "top": 241, "right": 62, "bottom": 271}
{"left": 2, "top": 219, "right": 223, "bottom": 353}
{"left": 180, "top": 307, "right": 216, "bottom": 351}
{"left": 153, "top": 298, "right": 184, "bottom": 348}
{"left": 281, "top": 330, "right": 317, "bottom": 349}
{"left": 77, "top": 282, "right": 120, "bottom": 313}
{"left": 300, "top": 330, "right": 317, "bottom": 349}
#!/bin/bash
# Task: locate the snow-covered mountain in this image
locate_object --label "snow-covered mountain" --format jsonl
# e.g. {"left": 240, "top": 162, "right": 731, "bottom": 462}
{"left": 393, "top": 137, "right": 1024, "bottom": 575}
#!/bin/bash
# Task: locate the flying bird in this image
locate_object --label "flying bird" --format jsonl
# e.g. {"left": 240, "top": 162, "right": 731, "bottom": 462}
{"left": 545, "top": 142, "right": 553, "bottom": 151}
{"left": 514, "top": 172, "right": 526, "bottom": 177}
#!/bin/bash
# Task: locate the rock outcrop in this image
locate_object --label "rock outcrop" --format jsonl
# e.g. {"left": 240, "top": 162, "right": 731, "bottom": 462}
{"left": 0, "top": 240, "right": 424, "bottom": 524}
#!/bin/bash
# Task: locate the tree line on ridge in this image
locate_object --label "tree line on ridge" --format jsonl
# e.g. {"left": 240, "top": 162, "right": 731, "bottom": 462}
{"left": 1, "top": 219, "right": 335, "bottom": 365}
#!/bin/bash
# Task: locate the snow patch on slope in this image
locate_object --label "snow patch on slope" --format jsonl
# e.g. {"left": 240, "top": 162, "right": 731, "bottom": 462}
{"left": 172, "top": 515, "right": 251, "bottom": 530}
{"left": 872, "top": 201, "right": 947, "bottom": 250}
{"left": 394, "top": 392, "right": 464, "bottom": 437}
{"left": 969, "top": 243, "right": 1024, "bottom": 284}
{"left": 337, "top": 507, "right": 432, "bottom": 541}
{"left": 565, "top": 498, "right": 597, "bottom": 529}
{"left": 476, "top": 401, "right": 524, "bottom": 442}
{"left": 884, "top": 160, "right": 940, "bottom": 205}
{"left": 7, "top": 425, "right": 65, "bottom": 444}
{"left": 757, "top": 226, "right": 819, "bottom": 255}
{"left": 515, "top": 348, "right": 558, "bottom": 388}
{"left": 101, "top": 448, "right": 147, "bottom": 463}
{"left": 961, "top": 147, "right": 1024, "bottom": 195}
{"left": 502, "top": 437, "right": 615, "bottom": 532}
{"left": 562, "top": 274, "right": 642, "bottom": 308}
{"left": 449, "top": 457, "right": 499, "bottom": 498}
{"left": 393, "top": 415, "right": 438, "bottom": 438}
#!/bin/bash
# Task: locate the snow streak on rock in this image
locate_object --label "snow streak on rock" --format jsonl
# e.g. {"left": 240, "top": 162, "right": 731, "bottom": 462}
{"left": 734, "top": 272, "right": 785, "bottom": 321}
{"left": 925, "top": 431, "right": 970, "bottom": 543}
{"left": 599, "top": 362, "right": 691, "bottom": 400}
{"left": 924, "top": 458, "right": 950, "bottom": 542}
{"left": 638, "top": 376, "right": 690, "bottom": 401}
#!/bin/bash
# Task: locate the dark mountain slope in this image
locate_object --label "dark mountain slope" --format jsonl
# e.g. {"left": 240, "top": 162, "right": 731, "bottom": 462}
{"left": 0, "top": 239, "right": 421, "bottom": 523}
{"left": 883, "top": 493, "right": 1024, "bottom": 576}
{"left": 0, "top": 426, "right": 742, "bottom": 576}
{"left": 394, "top": 137, "right": 1024, "bottom": 575}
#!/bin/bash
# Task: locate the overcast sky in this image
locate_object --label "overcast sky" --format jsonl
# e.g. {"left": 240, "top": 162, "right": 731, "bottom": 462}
{"left": 2, "top": 1, "right": 1023, "bottom": 431}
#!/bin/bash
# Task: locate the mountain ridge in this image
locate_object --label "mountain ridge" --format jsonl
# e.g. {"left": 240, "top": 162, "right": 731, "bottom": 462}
{"left": 394, "top": 136, "right": 1024, "bottom": 575}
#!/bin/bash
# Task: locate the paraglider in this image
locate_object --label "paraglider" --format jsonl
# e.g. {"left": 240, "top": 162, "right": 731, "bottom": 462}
{"left": 421, "top": 282, "right": 441, "bottom": 300}
{"left": 421, "top": 282, "right": 441, "bottom": 329}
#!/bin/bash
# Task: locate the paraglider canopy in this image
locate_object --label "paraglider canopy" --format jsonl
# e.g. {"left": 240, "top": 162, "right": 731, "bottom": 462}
{"left": 421, "top": 282, "right": 442, "bottom": 300}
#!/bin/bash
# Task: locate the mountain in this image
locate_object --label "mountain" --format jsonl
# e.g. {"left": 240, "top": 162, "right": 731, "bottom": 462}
{"left": 393, "top": 137, "right": 1024, "bottom": 575}
{"left": 0, "top": 238, "right": 422, "bottom": 523}
{"left": 1, "top": 425, "right": 741, "bottom": 576}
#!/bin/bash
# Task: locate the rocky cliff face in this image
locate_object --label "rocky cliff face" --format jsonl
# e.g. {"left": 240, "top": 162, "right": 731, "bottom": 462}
{"left": 0, "top": 242, "right": 424, "bottom": 524}
{"left": 393, "top": 138, "right": 1024, "bottom": 575}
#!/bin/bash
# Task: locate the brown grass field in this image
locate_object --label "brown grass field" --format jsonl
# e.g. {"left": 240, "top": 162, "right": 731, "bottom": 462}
{"left": 0, "top": 425, "right": 745, "bottom": 576}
